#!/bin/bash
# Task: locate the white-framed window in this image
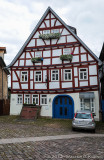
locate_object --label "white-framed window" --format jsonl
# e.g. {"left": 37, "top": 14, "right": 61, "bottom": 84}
{"left": 21, "top": 71, "right": 28, "bottom": 82}
{"left": 51, "top": 29, "right": 60, "bottom": 33}
{"left": 34, "top": 71, "right": 42, "bottom": 82}
{"left": 51, "top": 70, "right": 59, "bottom": 81}
{"left": 43, "top": 30, "right": 50, "bottom": 34}
{"left": 63, "top": 48, "right": 72, "bottom": 55}
{"left": 64, "top": 69, "right": 72, "bottom": 81}
{"left": 80, "top": 98, "right": 95, "bottom": 113}
{"left": 17, "top": 94, "right": 23, "bottom": 104}
{"left": 24, "top": 95, "right": 30, "bottom": 104}
{"left": 40, "top": 95, "right": 47, "bottom": 105}
{"left": 79, "top": 68, "right": 88, "bottom": 80}
{"left": 35, "top": 51, "right": 42, "bottom": 58}
{"left": 32, "top": 95, "right": 39, "bottom": 105}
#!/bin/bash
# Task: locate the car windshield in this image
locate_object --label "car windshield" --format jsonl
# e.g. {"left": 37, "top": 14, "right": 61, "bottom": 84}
{"left": 76, "top": 113, "right": 91, "bottom": 119}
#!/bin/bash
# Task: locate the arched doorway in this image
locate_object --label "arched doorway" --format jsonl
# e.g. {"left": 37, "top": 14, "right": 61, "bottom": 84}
{"left": 52, "top": 95, "right": 74, "bottom": 119}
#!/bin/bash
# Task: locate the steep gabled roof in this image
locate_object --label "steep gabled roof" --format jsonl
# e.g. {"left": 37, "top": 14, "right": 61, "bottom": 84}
{"left": 8, "top": 6, "right": 102, "bottom": 67}
{"left": 99, "top": 43, "right": 104, "bottom": 61}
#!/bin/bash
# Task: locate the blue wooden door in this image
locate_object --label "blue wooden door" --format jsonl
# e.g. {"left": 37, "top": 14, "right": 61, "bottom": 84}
{"left": 53, "top": 96, "right": 74, "bottom": 119}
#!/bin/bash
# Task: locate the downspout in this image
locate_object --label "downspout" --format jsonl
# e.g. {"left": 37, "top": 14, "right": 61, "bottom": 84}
{"left": 98, "top": 65, "right": 102, "bottom": 121}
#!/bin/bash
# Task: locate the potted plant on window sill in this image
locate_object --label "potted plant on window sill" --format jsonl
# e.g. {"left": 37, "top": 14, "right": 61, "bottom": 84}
{"left": 60, "top": 53, "right": 73, "bottom": 62}
{"left": 39, "top": 33, "right": 61, "bottom": 40}
{"left": 31, "top": 57, "right": 43, "bottom": 63}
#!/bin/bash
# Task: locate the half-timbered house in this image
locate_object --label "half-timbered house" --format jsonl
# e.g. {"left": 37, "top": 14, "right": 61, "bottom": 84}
{"left": 8, "top": 7, "right": 101, "bottom": 120}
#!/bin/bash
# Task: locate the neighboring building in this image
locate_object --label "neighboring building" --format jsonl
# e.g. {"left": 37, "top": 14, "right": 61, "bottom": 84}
{"left": 8, "top": 7, "right": 101, "bottom": 120}
{"left": 0, "top": 47, "right": 10, "bottom": 99}
{"left": 99, "top": 43, "right": 104, "bottom": 121}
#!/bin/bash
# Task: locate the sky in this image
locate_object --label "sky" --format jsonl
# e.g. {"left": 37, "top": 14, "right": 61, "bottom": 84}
{"left": 0, "top": 0, "right": 104, "bottom": 67}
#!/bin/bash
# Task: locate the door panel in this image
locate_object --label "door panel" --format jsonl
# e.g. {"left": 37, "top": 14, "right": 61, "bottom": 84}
{"left": 54, "top": 96, "right": 74, "bottom": 119}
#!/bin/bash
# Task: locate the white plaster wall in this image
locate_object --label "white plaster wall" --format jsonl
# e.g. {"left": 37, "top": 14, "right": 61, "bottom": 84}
{"left": 30, "top": 81, "right": 33, "bottom": 89}
{"left": 40, "top": 23, "right": 45, "bottom": 28}
{"left": 80, "top": 47, "right": 86, "bottom": 53}
{"left": 74, "top": 67, "right": 78, "bottom": 76}
{"left": 51, "top": 14, "right": 55, "bottom": 18}
{"left": 90, "top": 76, "right": 98, "bottom": 85}
{"left": 33, "top": 32, "right": 39, "bottom": 38}
{"left": 19, "top": 60, "right": 24, "bottom": 66}
{"left": 52, "top": 49, "right": 61, "bottom": 56}
{"left": 51, "top": 19, "right": 55, "bottom": 27}
{"left": 43, "top": 50, "right": 51, "bottom": 57}
{"left": 81, "top": 54, "right": 87, "bottom": 61}
{"left": 10, "top": 94, "right": 23, "bottom": 115}
{"left": 74, "top": 47, "right": 79, "bottom": 54}
{"left": 52, "top": 58, "right": 61, "bottom": 64}
{"left": 49, "top": 82, "right": 59, "bottom": 89}
{"left": 44, "top": 40, "right": 50, "bottom": 45}
{"left": 43, "top": 59, "right": 50, "bottom": 65}
{"left": 20, "top": 52, "right": 25, "bottom": 58}
{"left": 27, "top": 39, "right": 35, "bottom": 47}
{"left": 61, "top": 29, "right": 69, "bottom": 35}
{"left": 89, "top": 65, "right": 97, "bottom": 75}
{"left": 51, "top": 39, "right": 57, "bottom": 45}
{"left": 43, "top": 70, "right": 47, "bottom": 82}
{"left": 13, "top": 61, "right": 18, "bottom": 66}
{"left": 26, "top": 60, "right": 33, "bottom": 66}
{"left": 72, "top": 55, "right": 79, "bottom": 62}
{"left": 13, "top": 82, "right": 19, "bottom": 89}
{"left": 57, "top": 36, "right": 66, "bottom": 44}
{"left": 46, "top": 14, "right": 49, "bottom": 19}
{"left": 67, "top": 35, "right": 76, "bottom": 42}
{"left": 75, "top": 78, "right": 78, "bottom": 87}
{"left": 80, "top": 81, "right": 88, "bottom": 86}
{"left": 30, "top": 71, "right": 33, "bottom": 79}
{"left": 62, "top": 82, "right": 72, "bottom": 88}
{"left": 55, "top": 20, "right": 61, "bottom": 26}
{"left": 88, "top": 54, "right": 94, "bottom": 61}
{"left": 35, "top": 83, "right": 47, "bottom": 89}
{"left": 21, "top": 84, "right": 28, "bottom": 89}
{"left": 26, "top": 52, "right": 31, "bottom": 58}
{"left": 45, "top": 20, "right": 50, "bottom": 27}
{"left": 37, "top": 39, "right": 44, "bottom": 46}
{"left": 13, "top": 71, "right": 18, "bottom": 81}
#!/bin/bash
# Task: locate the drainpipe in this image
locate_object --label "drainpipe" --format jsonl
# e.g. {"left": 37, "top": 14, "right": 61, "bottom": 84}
{"left": 98, "top": 67, "right": 102, "bottom": 121}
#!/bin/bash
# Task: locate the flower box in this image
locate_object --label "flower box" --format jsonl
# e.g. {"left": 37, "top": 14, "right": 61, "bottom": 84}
{"left": 39, "top": 33, "right": 61, "bottom": 40}
{"left": 31, "top": 57, "right": 43, "bottom": 63}
{"left": 60, "top": 54, "right": 73, "bottom": 61}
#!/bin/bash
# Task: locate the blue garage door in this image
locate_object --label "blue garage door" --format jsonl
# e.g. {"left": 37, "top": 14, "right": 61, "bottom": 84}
{"left": 53, "top": 95, "right": 74, "bottom": 119}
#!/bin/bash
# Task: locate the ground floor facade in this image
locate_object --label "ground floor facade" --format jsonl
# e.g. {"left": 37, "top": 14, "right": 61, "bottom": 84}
{"left": 10, "top": 90, "right": 100, "bottom": 121}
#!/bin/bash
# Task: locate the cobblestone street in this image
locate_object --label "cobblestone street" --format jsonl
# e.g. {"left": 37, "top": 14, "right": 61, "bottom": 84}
{"left": 0, "top": 137, "right": 104, "bottom": 160}
{"left": 0, "top": 117, "right": 104, "bottom": 159}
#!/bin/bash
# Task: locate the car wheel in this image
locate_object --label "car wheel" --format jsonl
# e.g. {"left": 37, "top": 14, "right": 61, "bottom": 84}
{"left": 92, "top": 129, "right": 95, "bottom": 133}
{"left": 72, "top": 127, "right": 75, "bottom": 131}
